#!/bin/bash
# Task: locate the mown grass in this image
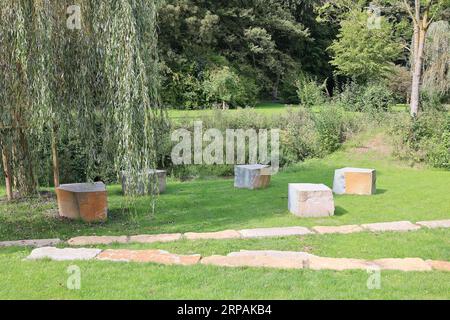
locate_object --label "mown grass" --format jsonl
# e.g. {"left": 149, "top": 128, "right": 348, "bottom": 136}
{"left": 1, "top": 131, "right": 448, "bottom": 241}
{"left": 1, "top": 245, "right": 449, "bottom": 299}
{"left": 0, "top": 129, "right": 449, "bottom": 299}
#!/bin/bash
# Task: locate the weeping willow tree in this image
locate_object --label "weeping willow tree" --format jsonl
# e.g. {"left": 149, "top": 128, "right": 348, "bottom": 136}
{"left": 422, "top": 20, "right": 450, "bottom": 99}
{"left": 1, "top": 0, "right": 166, "bottom": 208}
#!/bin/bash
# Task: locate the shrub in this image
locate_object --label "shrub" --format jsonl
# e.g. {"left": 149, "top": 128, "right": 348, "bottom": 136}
{"left": 296, "top": 75, "right": 327, "bottom": 107}
{"left": 335, "top": 81, "right": 394, "bottom": 112}
{"left": 391, "top": 111, "right": 450, "bottom": 169}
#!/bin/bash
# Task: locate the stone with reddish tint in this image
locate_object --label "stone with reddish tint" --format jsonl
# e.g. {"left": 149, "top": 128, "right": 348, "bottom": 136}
{"left": 361, "top": 221, "right": 421, "bottom": 232}
{"left": 312, "top": 225, "right": 363, "bottom": 234}
{"left": 0, "top": 238, "right": 61, "bottom": 248}
{"left": 288, "top": 183, "right": 335, "bottom": 217}
{"left": 129, "top": 233, "right": 182, "bottom": 244}
{"left": 239, "top": 226, "right": 313, "bottom": 238}
{"left": 67, "top": 235, "right": 128, "bottom": 246}
{"left": 56, "top": 182, "right": 108, "bottom": 222}
{"left": 307, "top": 256, "right": 373, "bottom": 271}
{"left": 333, "top": 168, "right": 376, "bottom": 195}
{"left": 373, "top": 258, "right": 432, "bottom": 271}
{"left": 426, "top": 260, "right": 450, "bottom": 272}
{"left": 96, "top": 249, "right": 200, "bottom": 265}
{"left": 416, "top": 219, "right": 450, "bottom": 229}
{"left": 184, "top": 230, "right": 241, "bottom": 240}
{"left": 200, "top": 254, "right": 307, "bottom": 269}
{"left": 27, "top": 247, "right": 102, "bottom": 261}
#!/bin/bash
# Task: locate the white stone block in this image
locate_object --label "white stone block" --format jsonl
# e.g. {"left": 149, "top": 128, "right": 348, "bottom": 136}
{"left": 288, "top": 183, "right": 335, "bottom": 217}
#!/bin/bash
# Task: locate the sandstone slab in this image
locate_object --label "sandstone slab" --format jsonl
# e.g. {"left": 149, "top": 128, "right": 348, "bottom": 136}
{"left": 288, "top": 183, "right": 335, "bottom": 217}
{"left": 129, "top": 233, "right": 182, "bottom": 244}
{"left": 228, "top": 250, "right": 313, "bottom": 260}
{"left": 200, "top": 254, "right": 307, "bottom": 269}
{"left": 333, "top": 167, "right": 376, "bottom": 195}
{"left": 0, "top": 238, "right": 61, "bottom": 248}
{"left": 184, "top": 230, "right": 241, "bottom": 240}
{"left": 426, "top": 260, "right": 450, "bottom": 272}
{"left": 56, "top": 182, "right": 108, "bottom": 222}
{"left": 307, "top": 256, "right": 374, "bottom": 271}
{"left": 97, "top": 249, "right": 200, "bottom": 265}
{"left": 234, "top": 164, "right": 271, "bottom": 190}
{"left": 121, "top": 169, "right": 167, "bottom": 195}
{"left": 27, "top": 247, "right": 102, "bottom": 261}
{"left": 361, "top": 221, "right": 421, "bottom": 232}
{"left": 312, "top": 225, "right": 364, "bottom": 234}
{"left": 68, "top": 235, "right": 128, "bottom": 246}
{"left": 416, "top": 219, "right": 450, "bottom": 229}
{"left": 373, "top": 258, "right": 432, "bottom": 271}
{"left": 239, "top": 226, "right": 313, "bottom": 238}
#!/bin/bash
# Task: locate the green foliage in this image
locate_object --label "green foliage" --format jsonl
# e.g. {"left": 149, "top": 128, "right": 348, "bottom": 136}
{"left": 295, "top": 75, "right": 328, "bottom": 107}
{"left": 329, "top": 9, "right": 401, "bottom": 82}
{"left": 335, "top": 82, "right": 395, "bottom": 112}
{"left": 391, "top": 111, "right": 450, "bottom": 169}
{"left": 203, "top": 67, "right": 241, "bottom": 108}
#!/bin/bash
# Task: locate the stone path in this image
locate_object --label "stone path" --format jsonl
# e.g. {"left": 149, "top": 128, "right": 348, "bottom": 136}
{"left": 2, "top": 218, "right": 448, "bottom": 248}
{"left": 25, "top": 247, "right": 449, "bottom": 272}
{"left": 65, "top": 218, "right": 450, "bottom": 246}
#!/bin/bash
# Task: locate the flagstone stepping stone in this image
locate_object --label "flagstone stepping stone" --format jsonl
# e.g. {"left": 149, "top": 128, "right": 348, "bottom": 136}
{"left": 239, "top": 226, "right": 313, "bottom": 238}
{"left": 56, "top": 182, "right": 108, "bottom": 222}
{"left": 184, "top": 230, "right": 241, "bottom": 240}
{"left": 234, "top": 164, "right": 271, "bottom": 189}
{"left": 121, "top": 169, "right": 167, "bottom": 195}
{"left": 373, "top": 258, "right": 432, "bottom": 271}
{"left": 27, "top": 247, "right": 102, "bottom": 261}
{"left": 333, "top": 168, "right": 376, "bottom": 195}
{"left": 68, "top": 236, "right": 128, "bottom": 246}
{"left": 228, "top": 250, "right": 313, "bottom": 260}
{"left": 129, "top": 233, "right": 182, "bottom": 244}
{"left": 361, "top": 221, "right": 421, "bottom": 232}
{"left": 426, "top": 260, "right": 450, "bottom": 272}
{"left": 288, "top": 183, "right": 335, "bottom": 217}
{"left": 312, "top": 225, "right": 364, "bottom": 234}
{"left": 307, "top": 256, "right": 374, "bottom": 271}
{"left": 96, "top": 249, "right": 200, "bottom": 265}
{"left": 416, "top": 219, "right": 450, "bottom": 229}
{"left": 0, "top": 238, "right": 61, "bottom": 248}
{"left": 200, "top": 254, "right": 307, "bottom": 269}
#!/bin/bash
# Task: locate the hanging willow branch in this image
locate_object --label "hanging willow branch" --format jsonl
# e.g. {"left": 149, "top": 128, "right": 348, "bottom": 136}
{"left": 1, "top": 0, "right": 166, "bottom": 212}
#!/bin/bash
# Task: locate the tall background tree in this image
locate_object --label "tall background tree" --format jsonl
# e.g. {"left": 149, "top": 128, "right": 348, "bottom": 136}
{"left": 0, "top": 0, "right": 165, "bottom": 202}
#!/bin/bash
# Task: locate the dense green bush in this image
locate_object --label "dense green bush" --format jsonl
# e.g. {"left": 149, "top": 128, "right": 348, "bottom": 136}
{"left": 335, "top": 82, "right": 395, "bottom": 112}
{"left": 391, "top": 111, "right": 450, "bottom": 169}
{"left": 295, "top": 76, "right": 327, "bottom": 107}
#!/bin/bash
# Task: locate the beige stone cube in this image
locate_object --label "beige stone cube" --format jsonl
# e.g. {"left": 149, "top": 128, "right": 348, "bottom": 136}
{"left": 333, "top": 167, "right": 376, "bottom": 195}
{"left": 288, "top": 183, "right": 335, "bottom": 217}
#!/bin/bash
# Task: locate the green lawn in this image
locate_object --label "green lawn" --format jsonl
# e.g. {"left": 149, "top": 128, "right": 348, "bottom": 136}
{"left": 0, "top": 131, "right": 449, "bottom": 299}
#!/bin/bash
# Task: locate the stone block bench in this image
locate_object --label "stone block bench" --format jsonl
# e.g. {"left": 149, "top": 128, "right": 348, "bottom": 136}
{"left": 234, "top": 164, "right": 271, "bottom": 189}
{"left": 288, "top": 183, "right": 335, "bottom": 217}
{"left": 333, "top": 167, "right": 376, "bottom": 195}
{"left": 56, "top": 182, "right": 108, "bottom": 222}
{"left": 121, "top": 169, "right": 166, "bottom": 195}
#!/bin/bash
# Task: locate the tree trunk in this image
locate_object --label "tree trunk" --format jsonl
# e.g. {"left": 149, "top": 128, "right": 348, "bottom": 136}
{"left": 410, "top": 28, "right": 426, "bottom": 117}
{"left": 0, "top": 135, "right": 13, "bottom": 201}
{"left": 272, "top": 73, "right": 280, "bottom": 101}
{"left": 51, "top": 124, "right": 60, "bottom": 187}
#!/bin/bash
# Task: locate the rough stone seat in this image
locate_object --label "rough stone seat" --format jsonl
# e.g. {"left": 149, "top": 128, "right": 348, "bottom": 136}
{"left": 56, "top": 182, "right": 108, "bottom": 222}
{"left": 288, "top": 183, "right": 335, "bottom": 217}
{"left": 121, "top": 169, "right": 167, "bottom": 195}
{"left": 234, "top": 164, "right": 271, "bottom": 189}
{"left": 333, "top": 167, "right": 376, "bottom": 195}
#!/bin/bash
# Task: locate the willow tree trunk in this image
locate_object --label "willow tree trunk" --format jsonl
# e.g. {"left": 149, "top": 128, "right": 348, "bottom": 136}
{"left": 0, "top": 136, "right": 13, "bottom": 201}
{"left": 51, "top": 124, "right": 60, "bottom": 188}
{"left": 410, "top": 28, "right": 426, "bottom": 117}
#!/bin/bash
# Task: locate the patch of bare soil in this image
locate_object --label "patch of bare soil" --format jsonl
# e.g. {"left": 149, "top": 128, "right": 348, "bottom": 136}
{"left": 352, "top": 133, "right": 393, "bottom": 156}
